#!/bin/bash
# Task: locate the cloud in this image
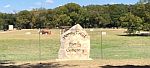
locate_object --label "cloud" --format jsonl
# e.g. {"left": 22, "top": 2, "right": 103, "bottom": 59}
{"left": 34, "top": 0, "right": 54, "bottom": 8}
{"left": 4, "top": 4, "right": 10, "bottom": 8}
{"left": 45, "top": 0, "right": 53, "bottom": 4}
{"left": 28, "top": 7, "right": 35, "bottom": 10}
{"left": 35, "top": 0, "right": 53, "bottom": 6}
{"left": 109, "top": 2, "right": 117, "bottom": 4}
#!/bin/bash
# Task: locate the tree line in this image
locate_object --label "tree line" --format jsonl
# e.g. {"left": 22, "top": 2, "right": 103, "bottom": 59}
{"left": 0, "top": 3, "right": 150, "bottom": 34}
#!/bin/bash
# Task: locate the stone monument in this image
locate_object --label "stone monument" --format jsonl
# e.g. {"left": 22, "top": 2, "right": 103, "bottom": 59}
{"left": 58, "top": 24, "right": 91, "bottom": 60}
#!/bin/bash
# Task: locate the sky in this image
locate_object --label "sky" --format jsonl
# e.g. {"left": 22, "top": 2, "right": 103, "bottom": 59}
{"left": 0, "top": 0, "right": 139, "bottom": 13}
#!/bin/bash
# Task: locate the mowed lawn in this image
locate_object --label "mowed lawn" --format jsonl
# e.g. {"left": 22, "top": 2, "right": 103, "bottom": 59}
{"left": 0, "top": 29, "right": 150, "bottom": 61}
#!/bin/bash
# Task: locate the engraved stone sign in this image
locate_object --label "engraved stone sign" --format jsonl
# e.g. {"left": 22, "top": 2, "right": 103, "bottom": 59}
{"left": 58, "top": 24, "right": 91, "bottom": 60}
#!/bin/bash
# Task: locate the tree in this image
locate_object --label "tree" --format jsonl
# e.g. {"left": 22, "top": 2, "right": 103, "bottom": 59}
{"left": 120, "top": 12, "right": 143, "bottom": 34}
{"left": 64, "top": 3, "right": 81, "bottom": 13}
{"left": 57, "top": 14, "right": 71, "bottom": 26}
{"left": 44, "top": 9, "right": 56, "bottom": 28}
{"left": 0, "top": 2, "right": 149, "bottom": 31}
{"left": 109, "top": 4, "right": 128, "bottom": 28}
{"left": 0, "top": 13, "right": 4, "bottom": 30}
{"left": 69, "top": 12, "right": 79, "bottom": 25}
{"left": 16, "top": 10, "right": 32, "bottom": 29}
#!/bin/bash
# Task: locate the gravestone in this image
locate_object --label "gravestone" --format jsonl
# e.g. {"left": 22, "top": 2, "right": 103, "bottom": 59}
{"left": 102, "top": 32, "right": 106, "bottom": 35}
{"left": 58, "top": 24, "right": 91, "bottom": 60}
{"left": 9, "top": 25, "right": 13, "bottom": 31}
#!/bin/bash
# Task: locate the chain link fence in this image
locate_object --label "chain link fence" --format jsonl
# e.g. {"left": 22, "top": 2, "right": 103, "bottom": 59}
{"left": 0, "top": 28, "right": 150, "bottom": 64}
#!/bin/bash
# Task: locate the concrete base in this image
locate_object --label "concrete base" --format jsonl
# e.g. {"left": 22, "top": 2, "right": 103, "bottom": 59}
{"left": 56, "top": 58, "right": 92, "bottom": 61}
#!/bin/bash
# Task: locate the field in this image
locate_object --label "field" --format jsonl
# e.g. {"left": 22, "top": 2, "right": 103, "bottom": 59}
{"left": 0, "top": 29, "right": 150, "bottom": 67}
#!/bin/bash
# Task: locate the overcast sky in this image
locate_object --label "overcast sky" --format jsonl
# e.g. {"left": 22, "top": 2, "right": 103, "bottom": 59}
{"left": 0, "top": 0, "right": 139, "bottom": 13}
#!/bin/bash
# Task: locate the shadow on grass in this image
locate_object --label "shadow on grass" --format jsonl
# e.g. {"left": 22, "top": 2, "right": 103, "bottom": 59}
{"left": 100, "top": 65, "right": 150, "bottom": 68}
{"left": 0, "top": 62, "right": 78, "bottom": 68}
{"left": 117, "top": 34, "right": 150, "bottom": 37}
{"left": 0, "top": 60, "right": 15, "bottom": 64}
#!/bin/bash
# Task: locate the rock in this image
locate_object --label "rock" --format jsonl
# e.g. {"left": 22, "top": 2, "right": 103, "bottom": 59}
{"left": 58, "top": 24, "right": 92, "bottom": 60}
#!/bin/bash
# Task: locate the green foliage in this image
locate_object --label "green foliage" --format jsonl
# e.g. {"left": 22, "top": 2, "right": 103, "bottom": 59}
{"left": 0, "top": 3, "right": 150, "bottom": 34}
{"left": 16, "top": 10, "right": 32, "bottom": 29}
{"left": 120, "top": 12, "right": 143, "bottom": 34}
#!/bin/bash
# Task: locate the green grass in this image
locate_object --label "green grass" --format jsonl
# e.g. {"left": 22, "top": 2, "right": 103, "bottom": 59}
{"left": 0, "top": 29, "right": 150, "bottom": 61}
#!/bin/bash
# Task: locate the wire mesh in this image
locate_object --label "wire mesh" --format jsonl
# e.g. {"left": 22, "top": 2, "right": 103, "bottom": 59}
{"left": 0, "top": 28, "right": 150, "bottom": 64}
